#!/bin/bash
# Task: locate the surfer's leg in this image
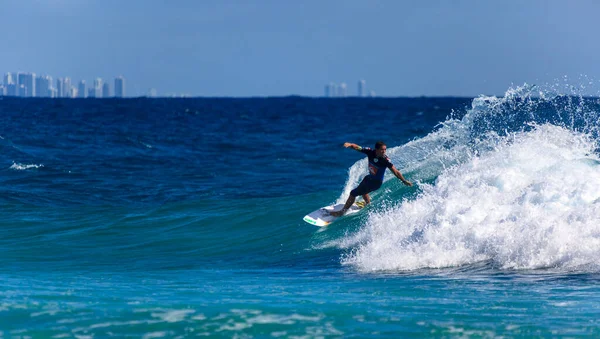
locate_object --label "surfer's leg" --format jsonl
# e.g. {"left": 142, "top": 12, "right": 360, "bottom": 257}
{"left": 361, "top": 179, "right": 381, "bottom": 205}
{"left": 362, "top": 194, "right": 370, "bottom": 204}
{"left": 331, "top": 177, "right": 370, "bottom": 216}
{"left": 330, "top": 194, "right": 355, "bottom": 217}
{"left": 344, "top": 195, "right": 356, "bottom": 210}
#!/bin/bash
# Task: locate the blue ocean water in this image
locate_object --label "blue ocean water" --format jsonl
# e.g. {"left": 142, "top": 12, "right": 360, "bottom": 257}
{"left": 1, "top": 86, "right": 600, "bottom": 337}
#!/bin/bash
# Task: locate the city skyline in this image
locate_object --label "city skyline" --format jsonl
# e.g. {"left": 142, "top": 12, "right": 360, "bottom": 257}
{"left": 2, "top": 71, "right": 384, "bottom": 98}
{"left": 1, "top": 72, "right": 126, "bottom": 98}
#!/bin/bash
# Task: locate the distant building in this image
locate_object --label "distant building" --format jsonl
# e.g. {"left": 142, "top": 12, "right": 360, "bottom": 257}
{"left": 6, "top": 84, "right": 17, "bottom": 96}
{"left": 326, "top": 82, "right": 338, "bottom": 97}
{"left": 7, "top": 83, "right": 17, "bottom": 96}
{"left": 18, "top": 72, "right": 35, "bottom": 97}
{"left": 102, "top": 82, "right": 110, "bottom": 98}
{"left": 358, "top": 80, "right": 366, "bottom": 97}
{"left": 148, "top": 88, "right": 157, "bottom": 97}
{"left": 331, "top": 83, "right": 338, "bottom": 97}
{"left": 69, "top": 87, "right": 78, "bottom": 98}
{"left": 35, "top": 75, "right": 53, "bottom": 97}
{"left": 18, "top": 84, "right": 28, "bottom": 97}
{"left": 45, "top": 76, "right": 53, "bottom": 97}
{"left": 62, "top": 78, "right": 72, "bottom": 98}
{"left": 339, "top": 83, "right": 347, "bottom": 97}
{"left": 4, "top": 73, "right": 15, "bottom": 87}
{"left": 0, "top": 85, "right": 5, "bottom": 96}
{"left": 4, "top": 73, "right": 17, "bottom": 96}
{"left": 94, "top": 78, "right": 102, "bottom": 97}
{"left": 34, "top": 76, "right": 44, "bottom": 97}
{"left": 114, "top": 76, "right": 125, "bottom": 97}
{"left": 88, "top": 88, "right": 96, "bottom": 98}
{"left": 78, "top": 80, "right": 86, "bottom": 98}
{"left": 56, "top": 78, "right": 64, "bottom": 98}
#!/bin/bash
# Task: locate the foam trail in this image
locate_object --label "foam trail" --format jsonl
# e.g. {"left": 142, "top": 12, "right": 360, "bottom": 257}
{"left": 341, "top": 124, "right": 600, "bottom": 272}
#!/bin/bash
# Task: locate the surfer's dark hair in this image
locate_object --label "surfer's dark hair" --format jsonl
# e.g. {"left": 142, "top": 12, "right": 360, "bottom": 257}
{"left": 375, "top": 141, "right": 386, "bottom": 149}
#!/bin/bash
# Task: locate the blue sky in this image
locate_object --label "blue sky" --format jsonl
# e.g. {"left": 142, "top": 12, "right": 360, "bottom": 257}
{"left": 2, "top": 0, "right": 600, "bottom": 97}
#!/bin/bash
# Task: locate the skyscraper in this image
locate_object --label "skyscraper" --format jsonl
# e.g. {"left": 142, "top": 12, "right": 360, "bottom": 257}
{"left": 4, "top": 73, "right": 15, "bottom": 88}
{"left": 4, "top": 73, "right": 17, "bottom": 96}
{"left": 7, "top": 84, "right": 17, "bottom": 96}
{"left": 56, "top": 78, "right": 64, "bottom": 98}
{"left": 94, "top": 78, "right": 102, "bottom": 98}
{"left": 35, "top": 75, "right": 52, "bottom": 97}
{"left": 78, "top": 80, "right": 86, "bottom": 98}
{"left": 62, "top": 77, "right": 72, "bottom": 98}
{"left": 338, "top": 83, "right": 347, "bottom": 97}
{"left": 358, "top": 80, "right": 366, "bottom": 97}
{"left": 114, "top": 76, "right": 125, "bottom": 98}
{"left": 35, "top": 76, "right": 45, "bottom": 97}
{"left": 18, "top": 72, "right": 35, "bottom": 97}
{"left": 18, "top": 85, "right": 27, "bottom": 97}
{"left": 326, "top": 82, "right": 338, "bottom": 97}
{"left": 102, "top": 82, "right": 110, "bottom": 98}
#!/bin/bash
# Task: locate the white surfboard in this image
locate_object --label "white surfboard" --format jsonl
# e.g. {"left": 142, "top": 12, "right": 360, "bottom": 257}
{"left": 303, "top": 201, "right": 366, "bottom": 227}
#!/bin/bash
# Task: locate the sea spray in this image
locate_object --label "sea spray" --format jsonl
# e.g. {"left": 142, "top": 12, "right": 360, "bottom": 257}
{"left": 342, "top": 124, "right": 600, "bottom": 271}
{"left": 337, "top": 85, "right": 600, "bottom": 272}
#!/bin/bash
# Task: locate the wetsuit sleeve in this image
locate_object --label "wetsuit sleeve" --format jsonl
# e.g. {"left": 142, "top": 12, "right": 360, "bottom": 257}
{"left": 386, "top": 158, "right": 394, "bottom": 169}
{"left": 360, "top": 147, "right": 372, "bottom": 155}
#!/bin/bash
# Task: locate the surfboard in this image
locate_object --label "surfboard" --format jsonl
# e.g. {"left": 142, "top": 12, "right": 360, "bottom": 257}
{"left": 303, "top": 201, "right": 366, "bottom": 227}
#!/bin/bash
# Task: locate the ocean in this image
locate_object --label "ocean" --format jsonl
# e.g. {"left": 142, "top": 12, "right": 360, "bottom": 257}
{"left": 1, "top": 85, "right": 600, "bottom": 337}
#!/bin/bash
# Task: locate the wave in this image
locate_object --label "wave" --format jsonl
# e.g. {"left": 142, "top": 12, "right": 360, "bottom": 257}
{"left": 0, "top": 194, "right": 331, "bottom": 272}
{"left": 333, "top": 84, "right": 600, "bottom": 273}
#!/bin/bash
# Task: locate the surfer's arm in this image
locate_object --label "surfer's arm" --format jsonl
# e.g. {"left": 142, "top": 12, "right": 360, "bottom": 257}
{"left": 391, "top": 166, "right": 412, "bottom": 186}
{"left": 343, "top": 142, "right": 363, "bottom": 152}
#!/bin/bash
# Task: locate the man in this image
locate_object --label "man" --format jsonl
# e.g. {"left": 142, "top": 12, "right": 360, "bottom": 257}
{"left": 330, "top": 141, "right": 412, "bottom": 217}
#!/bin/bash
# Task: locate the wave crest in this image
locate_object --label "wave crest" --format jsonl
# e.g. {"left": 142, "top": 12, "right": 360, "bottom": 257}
{"left": 338, "top": 84, "right": 600, "bottom": 272}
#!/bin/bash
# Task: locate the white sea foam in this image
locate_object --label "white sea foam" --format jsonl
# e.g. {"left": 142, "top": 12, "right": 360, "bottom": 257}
{"left": 10, "top": 163, "right": 44, "bottom": 170}
{"left": 150, "top": 309, "right": 195, "bottom": 323}
{"left": 341, "top": 123, "right": 600, "bottom": 271}
{"left": 142, "top": 331, "right": 170, "bottom": 339}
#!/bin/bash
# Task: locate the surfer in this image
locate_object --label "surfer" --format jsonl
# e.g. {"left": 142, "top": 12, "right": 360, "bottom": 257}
{"left": 330, "top": 141, "right": 412, "bottom": 217}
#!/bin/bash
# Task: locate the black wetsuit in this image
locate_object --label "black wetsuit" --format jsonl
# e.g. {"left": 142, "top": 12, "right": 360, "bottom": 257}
{"left": 350, "top": 147, "right": 394, "bottom": 197}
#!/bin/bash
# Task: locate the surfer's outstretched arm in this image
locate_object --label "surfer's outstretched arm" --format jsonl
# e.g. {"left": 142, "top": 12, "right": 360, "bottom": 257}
{"left": 343, "top": 142, "right": 363, "bottom": 151}
{"left": 391, "top": 165, "right": 412, "bottom": 187}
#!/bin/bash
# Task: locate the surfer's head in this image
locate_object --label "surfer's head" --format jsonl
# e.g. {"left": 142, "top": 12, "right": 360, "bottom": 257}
{"left": 375, "top": 141, "right": 387, "bottom": 157}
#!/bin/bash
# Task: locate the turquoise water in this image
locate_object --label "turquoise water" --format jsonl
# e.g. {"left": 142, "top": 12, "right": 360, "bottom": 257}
{"left": 4, "top": 271, "right": 600, "bottom": 337}
{"left": 1, "top": 87, "right": 600, "bottom": 337}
